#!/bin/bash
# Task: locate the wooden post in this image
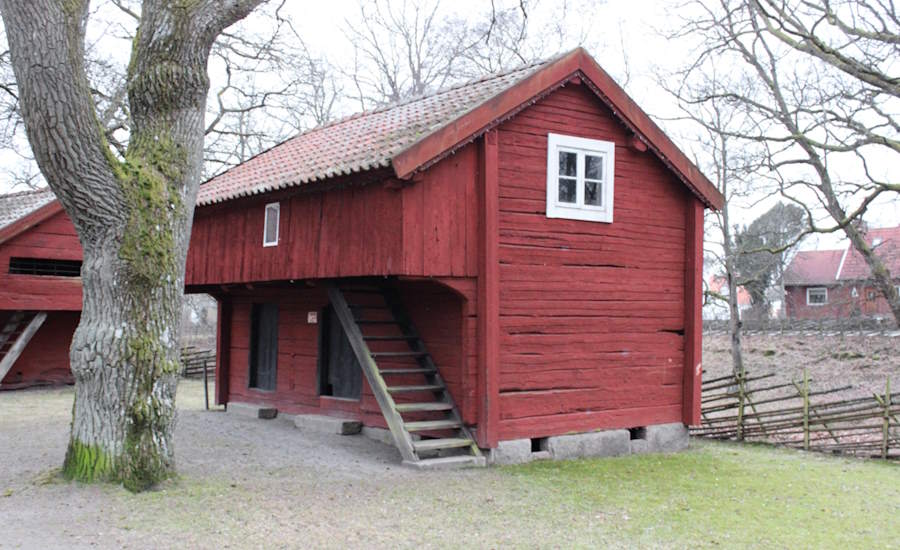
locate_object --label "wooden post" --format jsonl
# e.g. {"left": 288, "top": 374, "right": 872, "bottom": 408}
{"left": 477, "top": 130, "right": 500, "bottom": 448}
{"left": 883, "top": 377, "right": 891, "bottom": 460}
{"left": 682, "top": 199, "right": 704, "bottom": 426}
{"left": 203, "top": 357, "right": 209, "bottom": 411}
{"left": 214, "top": 295, "right": 232, "bottom": 407}
{"left": 803, "top": 368, "right": 810, "bottom": 451}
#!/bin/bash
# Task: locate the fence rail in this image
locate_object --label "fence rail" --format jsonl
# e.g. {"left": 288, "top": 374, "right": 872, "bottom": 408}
{"left": 179, "top": 346, "right": 215, "bottom": 411}
{"left": 703, "top": 318, "right": 898, "bottom": 334}
{"left": 692, "top": 367, "right": 899, "bottom": 460}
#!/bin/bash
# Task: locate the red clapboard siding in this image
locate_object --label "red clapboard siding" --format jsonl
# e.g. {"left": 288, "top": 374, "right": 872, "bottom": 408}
{"left": 221, "top": 279, "right": 474, "bottom": 425}
{"left": 0, "top": 210, "right": 83, "bottom": 311}
{"left": 494, "top": 83, "right": 690, "bottom": 439}
{"left": 0, "top": 310, "right": 78, "bottom": 387}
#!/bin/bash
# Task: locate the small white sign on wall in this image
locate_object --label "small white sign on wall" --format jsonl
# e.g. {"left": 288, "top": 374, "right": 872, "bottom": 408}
{"left": 307, "top": 311, "right": 318, "bottom": 324}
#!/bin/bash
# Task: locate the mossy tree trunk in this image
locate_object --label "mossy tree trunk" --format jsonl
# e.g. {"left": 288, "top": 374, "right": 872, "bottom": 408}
{"left": 0, "top": 0, "right": 263, "bottom": 491}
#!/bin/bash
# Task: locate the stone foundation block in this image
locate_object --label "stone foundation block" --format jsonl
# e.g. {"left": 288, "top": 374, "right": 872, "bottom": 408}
{"left": 547, "top": 429, "right": 630, "bottom": 459}
{"left": 294, "top": 414, "right": 362, "bottom": 435}
{"left": 489, "top": 439, "right": 533, "bottom": 465}
{"left": 227, "top": 402, "right": 277, "bottom": 419}
{"left": 361, "top": 426, "right": 395, "bottom": 446}
{"left": 646, "top": 423, "right": 689, "bottom": 453}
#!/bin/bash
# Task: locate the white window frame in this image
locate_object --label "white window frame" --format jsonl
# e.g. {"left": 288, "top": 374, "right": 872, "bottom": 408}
{"left": 263, "top": 202, "right": 280, "bottom": 247}
{"left": 546, "top": 133, "right": 615, "bottom": 223}
{"left": 806, "top": 287, "right": 828, "bottom": 306}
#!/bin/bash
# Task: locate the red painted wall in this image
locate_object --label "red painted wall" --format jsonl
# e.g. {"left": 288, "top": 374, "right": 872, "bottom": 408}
{"left": 0, "top": 210, "right": 82, "bottom": 311}
{"left": 493, "top": 84, "right": 690, "bottom": 440}
{"left": 0, "top": 310, "right": 77, "bottom": 388}
{"left": 220, "top": 279, "right": 473, "bottom": 425}
{"left": 785, "top": 283, "right": 898, "bottom": 319}
{"left": 186, "top": 144, "right": 479, "bottom": 286}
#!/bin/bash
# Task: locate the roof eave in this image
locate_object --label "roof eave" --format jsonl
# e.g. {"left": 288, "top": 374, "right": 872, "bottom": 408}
{"left": 0, "top": 199, "right": 64, "bottom": 246}
{"left": 390, "top": 47, "right": 725, "bottom": 211}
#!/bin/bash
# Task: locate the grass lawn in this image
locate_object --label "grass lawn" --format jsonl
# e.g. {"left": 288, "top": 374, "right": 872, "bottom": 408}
{"left": 503, "top": 440, "right": 899, "bottom": 548}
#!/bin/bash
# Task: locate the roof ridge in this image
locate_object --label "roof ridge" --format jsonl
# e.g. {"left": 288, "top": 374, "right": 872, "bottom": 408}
{"left": 201, "top": 51, "right": 566, "bottom": 188}
{"left": 0, "top": 186, "right": 53, "bottom": 199}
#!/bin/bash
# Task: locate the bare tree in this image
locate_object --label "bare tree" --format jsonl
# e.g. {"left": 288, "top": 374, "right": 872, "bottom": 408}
{"left": 0, "top": 0, "right": 264, "bottom": 491}
{"left": 669, "top": 0, "right": 900, "bottom": 324}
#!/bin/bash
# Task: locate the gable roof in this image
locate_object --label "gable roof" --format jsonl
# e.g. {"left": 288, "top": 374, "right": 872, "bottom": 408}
{"left": 0, "top": 187, "right": 63, "bottom": 245}
{"left": 783, "top": 249, "right": 845, "bottom": 286}
{"left": 198, "top": 48, "right": 723, "bottom": 210}
{"left": 837, "top": 226, "right": 900, "bottom": 281}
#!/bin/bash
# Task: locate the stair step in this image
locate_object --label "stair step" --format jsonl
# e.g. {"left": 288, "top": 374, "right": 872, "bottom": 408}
{"left": 404, "top": 419, "right": 462, "bottom": 432}
{"left": 395, "top": 402, "right": 453, "bottom": 413}
{"left": 402, "top": 455, "right": 486, "bottom": 470}
{"left": 363, "top": 335, "right": 418, "bottom": 341}
{"left": 386, "top": 384, "right": 443, "bottom": 393}
{"left": 413, "top": 438, "right": 474, "bottom": 452}
{"left": 370, "top": 351, "right": 428, "bottom": 358}
{"left": 379, "top": 368, "right": 437, "bottom": 375}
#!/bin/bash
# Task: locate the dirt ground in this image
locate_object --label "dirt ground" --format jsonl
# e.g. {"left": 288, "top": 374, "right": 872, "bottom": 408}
{"left": 702, "top": 330, "right": 900, "bottom": 399}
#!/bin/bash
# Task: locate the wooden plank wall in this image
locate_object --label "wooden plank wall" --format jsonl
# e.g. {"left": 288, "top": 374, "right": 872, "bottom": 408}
{"left": 222, "top": 281, "right": 474, "bottom": 425}
{"left": 494, "top": 84, "right": 690, "bottom": 440}
{"left": 0, "top": 210, "right": 83, "bottom": 311}
{"left": 186, "top": 143, "right": 479, "bottom": 287}
{"left": 0, "top": 310, "right": 77, "bottom": 387}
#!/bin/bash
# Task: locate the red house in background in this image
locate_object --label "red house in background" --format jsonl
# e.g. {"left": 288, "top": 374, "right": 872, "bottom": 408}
{"left": 0, "top": 188, "right": 82, "bottom": 389}
{"left": 185, "top": 49, "right": 724, "bottom": 467}
{"left": 784, "top": 226, "right": 900, "bottom": 320}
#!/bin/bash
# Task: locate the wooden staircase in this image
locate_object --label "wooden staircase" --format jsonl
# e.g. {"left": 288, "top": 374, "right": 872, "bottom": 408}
{"left": 0, "top": 311, "right": 48, "bottom": 385}
{"left": 327, "top": 281, "right": 485, "bottom": 469}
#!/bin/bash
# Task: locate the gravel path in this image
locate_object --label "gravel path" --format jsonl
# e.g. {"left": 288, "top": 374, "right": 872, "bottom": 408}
{"left": 0, "top": 382, "right": 625, "bottom": 549}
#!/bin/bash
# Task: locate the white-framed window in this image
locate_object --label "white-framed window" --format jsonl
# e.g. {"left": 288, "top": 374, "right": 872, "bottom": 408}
{"left": 263, "top": 202, "right": 280, "bottom": 247}
{"left": 806, "top": 287, "right": 828, "bottom": 306}
{"left": 546, "top": 133, "right": 615, "bottom": 223}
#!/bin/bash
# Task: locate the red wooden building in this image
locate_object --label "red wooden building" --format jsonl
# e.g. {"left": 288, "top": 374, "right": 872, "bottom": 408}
{"left": 784, "top": 227, "right": 900, "bottom": 320}
{"left": 0, "top": 188, "right": 82, "bottom": 389}
{"left": 185, "top": 49, "right": 724, "bottom": 467}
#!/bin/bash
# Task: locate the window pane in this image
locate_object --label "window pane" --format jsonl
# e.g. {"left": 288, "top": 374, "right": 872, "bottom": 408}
{"left": 264, "top": 205, "right": 278, "bottom": 244}
{"left": 558, "top": 177, "right": 576, "bottom": 203}
{"left": 585, "top": 155, "right": 603, "bottom": 180}
{"left": 558, "top": 151, "right": 577, "bottom": 177}
{"left": 584, "top": 180, "right": 602, "bottom": 206}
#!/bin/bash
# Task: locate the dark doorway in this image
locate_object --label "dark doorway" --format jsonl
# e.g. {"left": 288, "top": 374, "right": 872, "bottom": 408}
{"left": 318, "top": 305, "right": 362, "bottom": 399}
{"left": 248, "top": 303, "right": 278, "bottom": 390}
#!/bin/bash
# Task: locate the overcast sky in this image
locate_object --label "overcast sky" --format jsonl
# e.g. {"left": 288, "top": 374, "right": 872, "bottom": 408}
{"left": 2, "top": 0, "right": 897, "bottom": 251}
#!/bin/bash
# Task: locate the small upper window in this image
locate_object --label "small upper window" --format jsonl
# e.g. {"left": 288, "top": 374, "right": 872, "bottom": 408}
{"left": 807, "top": 287, "right": 828, "bottom": 306}
{"left": 546, "top": 133, "right": 615, "bottom": 223}
{"left": 263, "top": 202, "right": 279, "bottom": 247}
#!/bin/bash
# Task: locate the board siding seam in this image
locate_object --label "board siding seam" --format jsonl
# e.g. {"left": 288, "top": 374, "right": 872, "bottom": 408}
{"left": 477, "top": 131, "right": 501, "bottom": 448}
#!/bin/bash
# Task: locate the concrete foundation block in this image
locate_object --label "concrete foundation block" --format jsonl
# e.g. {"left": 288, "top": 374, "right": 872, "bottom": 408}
{"left": 646, "top": 423, "right": 689, "bottom": 453}
{"left": 629, "top": 438, "right": 650, "bottom": 455}
{"left": 227, "top": 402, "right": 278, "bottom": 420}
{"left": 294, "top": 414, "right": 362, "bottom": 435}
{"left": 489, "top": 438, "right": 533, "bottom": 465}
{"left": 547, "top": 429, "right": 630, "bottom": 459}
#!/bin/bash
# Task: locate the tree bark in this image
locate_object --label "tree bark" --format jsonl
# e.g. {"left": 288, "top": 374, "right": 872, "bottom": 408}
{"left": 0, "top": 0, "right": 263, "bottom": 491}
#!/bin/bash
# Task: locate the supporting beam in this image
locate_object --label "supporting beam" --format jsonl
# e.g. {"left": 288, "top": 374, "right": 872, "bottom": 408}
{"left": 0, "top": 312, "right": 48, "bottom": 383}
{"left": 477, "top": 130, "right": 501, "bottom": 447}
{"left": 214, "top": 296, "right": 232, "bottom": 406}
{"left": 683, "top": 199, "right": 704, "bottom": 425}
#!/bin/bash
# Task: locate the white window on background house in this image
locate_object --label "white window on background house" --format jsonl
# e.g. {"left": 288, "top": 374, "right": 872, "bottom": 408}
{"left": 806, "top": 287, "right": 828, "bottom": 306}
{"left": 546, "top": 133, "right": 615, "bottom": 223}
{"left": 263, "top": 202, "right": 280, "bottom": 247}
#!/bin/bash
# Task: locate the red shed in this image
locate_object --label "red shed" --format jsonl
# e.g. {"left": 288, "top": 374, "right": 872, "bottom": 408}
{"left": 0, "top": 188, "right": 82, "bottom": 389}
{"left": 186, "top": 49, "right": 724, "bottom": 467}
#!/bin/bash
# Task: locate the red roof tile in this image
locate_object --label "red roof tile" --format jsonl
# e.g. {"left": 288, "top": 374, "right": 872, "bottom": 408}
{"left": 836, "top": 226, "right": 900, "bottom": 281}
{"left": 0, "top": 187, "right": 56, "bottom": 231}
{"left": 198, "top": 48, "right": 724, "bottom": 209}
{"left": 783, "top": 249, "right": 844, "bottom": 286}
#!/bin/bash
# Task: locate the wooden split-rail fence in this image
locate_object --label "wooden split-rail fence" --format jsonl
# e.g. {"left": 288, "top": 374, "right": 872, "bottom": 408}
{"left": 692, "top": 367, "right": 899, "bottom": 460}
{"left": 179, "top": 346, "right": 216, "bottom": 410}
